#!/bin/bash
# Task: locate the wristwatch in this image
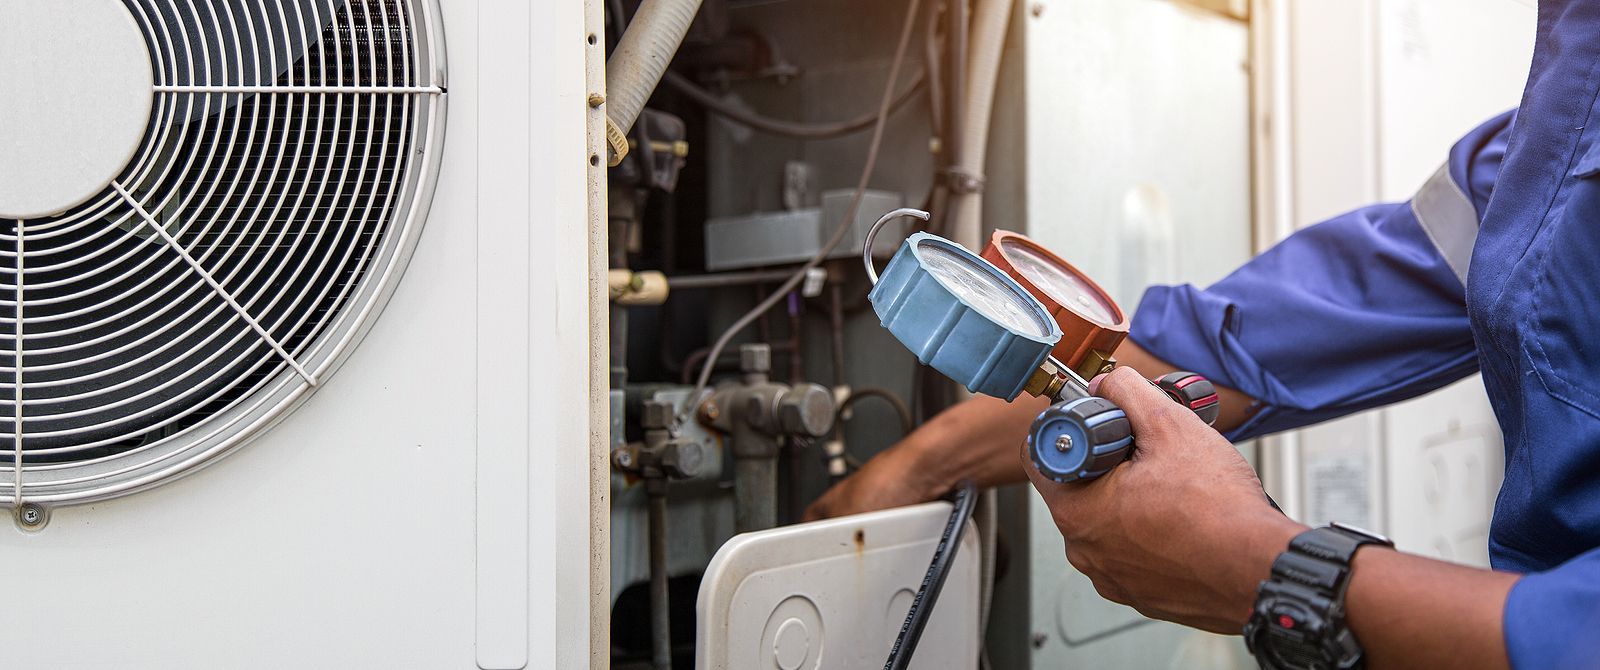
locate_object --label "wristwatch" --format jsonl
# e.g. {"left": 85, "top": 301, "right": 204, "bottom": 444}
{"left": 1244, "top": 522, "right": 1395, "bottom": 670}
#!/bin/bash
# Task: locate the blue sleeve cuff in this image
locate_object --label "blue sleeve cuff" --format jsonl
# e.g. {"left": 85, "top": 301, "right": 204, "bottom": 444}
{"left": 1504, "top": 547, "right": 1600, "bottom": 669}
{"left": 1128, "top": 284, "right": 1286, "bottom": 442}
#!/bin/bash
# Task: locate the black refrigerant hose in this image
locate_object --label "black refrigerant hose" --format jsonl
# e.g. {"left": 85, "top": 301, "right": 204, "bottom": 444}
{"left": 884, "top": 479, "right": 978, "bottom": 670}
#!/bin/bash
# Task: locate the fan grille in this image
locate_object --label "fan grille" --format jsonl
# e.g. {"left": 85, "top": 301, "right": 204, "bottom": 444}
{"left": 1, "top": 0, "right": 445, "bottom": 504}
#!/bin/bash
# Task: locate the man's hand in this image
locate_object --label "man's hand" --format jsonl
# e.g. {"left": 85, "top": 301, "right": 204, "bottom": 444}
{"left": 803, "top": 444, "right": 945, "bottom": 521}
{"left": 1023, "top": 366, "right": 1304, "bottom": 633}
{"left": 804, "top": 393, "right": 1051, "bottom": 521}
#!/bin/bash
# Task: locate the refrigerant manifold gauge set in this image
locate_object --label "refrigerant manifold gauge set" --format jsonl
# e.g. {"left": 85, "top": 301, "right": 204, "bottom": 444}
{"left": 862, "top": 209, "right": 1219, "bottom": 483}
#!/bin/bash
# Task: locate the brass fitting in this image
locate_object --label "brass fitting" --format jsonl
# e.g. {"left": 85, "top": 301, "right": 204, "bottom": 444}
{"left": 1074, "top": 350, "right": 1117, "bottom": 381}
{"left": 607, "top": 269, "right": 669, "bottom": 305}
{"left": 1024, "top": 359, "right": 1069, "bottom": 399}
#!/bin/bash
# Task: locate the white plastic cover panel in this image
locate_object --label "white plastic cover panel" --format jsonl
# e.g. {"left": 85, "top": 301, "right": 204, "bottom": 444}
{"left": 697, "top": 502, "right": 980, "bottom": 669}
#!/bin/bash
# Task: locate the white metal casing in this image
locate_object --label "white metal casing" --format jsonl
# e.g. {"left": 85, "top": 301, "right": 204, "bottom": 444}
{"left": 0, "top": 1, "right": 607, "bottom": 668}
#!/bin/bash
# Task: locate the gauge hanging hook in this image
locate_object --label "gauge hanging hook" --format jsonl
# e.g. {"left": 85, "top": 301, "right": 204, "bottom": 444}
{"left": 862, "top": 208, "right": 932, "bottom": 285}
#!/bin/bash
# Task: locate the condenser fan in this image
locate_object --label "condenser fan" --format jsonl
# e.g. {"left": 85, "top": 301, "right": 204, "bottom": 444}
{"left": 0, "top": 0, "right": 445, "bottom": 505}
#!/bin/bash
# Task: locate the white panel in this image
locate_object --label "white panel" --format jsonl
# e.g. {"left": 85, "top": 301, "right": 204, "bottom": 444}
{"left": 1374, "top": 0, "right": 1536, "bottom": 199}
{"left": 1382, "top": 377, "right": 1502, "bottom": 564}
{"left": 477, "top": 0, "right": 534, "bottom": 664}
{"left": 533, "top": 0, "right": 601, "bottom": 665}
{"left": 0, "top": 27, "right": 484, "bottom": 657}
{"left": 1296, "top": 414, "right": 1382, "bottom": 529}
{"left": 1022, "top": 0, "right": 1252, "bottom": 306}
{"left": 1286, "top": 0, "right": 1381, "bottom": 223}
{"left": 0, "top": 0, "right": 602, "bottom": 666}
{"left": 1020, "top": 1, "right": 1253, "bottom": 667}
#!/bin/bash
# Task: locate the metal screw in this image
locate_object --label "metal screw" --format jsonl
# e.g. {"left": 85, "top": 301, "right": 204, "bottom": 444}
{"left": 588, "top": 93, "right": 606, "bottom": 108}
{"left": 613, "top": 449, "right": 636, "bottom": 470}
{"left": 1030, "top": 3, "right": 1045, "bottom": 17}
{"left": 16, "top": 503, "right": 45, "bottom": 529}
{"left": 1031, "top": 632, "right": 1049, "bottom": 649}
{"left": 1054, "top": 434, "right": 1073, "bottom": 453}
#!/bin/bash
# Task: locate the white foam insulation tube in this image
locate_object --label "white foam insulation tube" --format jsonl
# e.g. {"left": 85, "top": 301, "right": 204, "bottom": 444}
{"left": 948, "top": 0, "right": 1014, "bottom": 249}
{"left": 605, "top": 0, "right": 703, "bottom": 166}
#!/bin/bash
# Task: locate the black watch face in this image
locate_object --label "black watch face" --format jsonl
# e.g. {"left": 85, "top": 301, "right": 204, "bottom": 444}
{"left": 1260, "top": 627, "right": 1324, "bottom": 669}
{"left": 1252, "top": 600, "right": 1332, "bottom": 669}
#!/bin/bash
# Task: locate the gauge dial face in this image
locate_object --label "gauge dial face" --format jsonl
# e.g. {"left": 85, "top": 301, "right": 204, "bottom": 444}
{"left": 917, "top": 240, "right": 1053, "bottom": 338}
{"left": 999, "top": 238, "right": 1120, "bottom": 326}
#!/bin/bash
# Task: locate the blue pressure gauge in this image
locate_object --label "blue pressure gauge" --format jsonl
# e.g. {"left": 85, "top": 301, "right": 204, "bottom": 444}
{"left": 866, "top": 219, "right": 1062, "bottom": 400}
{"left": 861, "top": 209, "right": 1225, "bottom": 485}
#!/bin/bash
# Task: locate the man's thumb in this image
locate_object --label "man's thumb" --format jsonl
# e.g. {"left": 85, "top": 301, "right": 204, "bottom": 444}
{"left": 1090, "top": 366, "right": 1197, "bottom": 446}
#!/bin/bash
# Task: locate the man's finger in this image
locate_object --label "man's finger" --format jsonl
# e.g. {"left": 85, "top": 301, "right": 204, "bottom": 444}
{"left": 1092, "top": 366, "right": 1201, "bottom": 450}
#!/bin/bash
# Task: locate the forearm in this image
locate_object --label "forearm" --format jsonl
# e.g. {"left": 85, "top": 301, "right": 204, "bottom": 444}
{"left": 1345, "top": 548, "right": 1517, "bottom": 669}
{"left": 1217, "top": 517, "right": 1515, "bottom": 668}
{"left": 907, "top": 393, "right": 1050, "bottom": 493}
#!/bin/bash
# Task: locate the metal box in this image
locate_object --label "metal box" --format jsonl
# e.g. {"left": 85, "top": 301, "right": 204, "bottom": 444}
{"left": 704, "top": 190, "right": 903, "bottom": 271}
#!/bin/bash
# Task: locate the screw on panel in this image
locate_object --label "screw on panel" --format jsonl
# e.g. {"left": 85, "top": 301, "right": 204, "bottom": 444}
{"left": 1031, "top": 632, "right": 1049, "bottom": 649}
{"left": 588, "top": 93, "right": 606, "bottom": 108}
{"left": 612, "top": 448, "right": 636, "bottom": 470}
{"left": 15, "top": 502, "right": 46, "bottom": 530}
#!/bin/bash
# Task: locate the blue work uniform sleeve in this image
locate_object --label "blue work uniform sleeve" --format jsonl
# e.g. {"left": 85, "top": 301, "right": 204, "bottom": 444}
{"left": 1504, "top": 545, "right": 1600, "bottom": 668}
{"left": 1128, "top": 111, "right": 1512, "bottom": 441}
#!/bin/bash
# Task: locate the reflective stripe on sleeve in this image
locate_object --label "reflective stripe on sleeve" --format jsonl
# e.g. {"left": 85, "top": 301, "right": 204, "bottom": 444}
{"left": 1410, "top": 162, "right": 1480, "bottom": 286}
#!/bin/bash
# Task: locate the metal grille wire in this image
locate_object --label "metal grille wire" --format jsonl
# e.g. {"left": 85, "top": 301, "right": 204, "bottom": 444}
{"left": 1, "top": 0, "right": 445, "bottom": 505}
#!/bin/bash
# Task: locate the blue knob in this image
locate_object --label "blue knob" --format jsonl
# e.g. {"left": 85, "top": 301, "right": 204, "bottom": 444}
{"left": 1028, "top": 397, "right": 1132, "bottom": 483}
{"left": 869, "top": 232, "right": 1062, "bottom": 400}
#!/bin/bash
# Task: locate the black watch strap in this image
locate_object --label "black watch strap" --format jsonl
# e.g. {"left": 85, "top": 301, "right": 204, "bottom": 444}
{"left": 1271, "top": 523, "right": 1394, "bottom": 598}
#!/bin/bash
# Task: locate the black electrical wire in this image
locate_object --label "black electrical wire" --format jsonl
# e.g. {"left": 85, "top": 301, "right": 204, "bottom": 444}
{"left": 838, "top": 387, "right": 914, "bottom": 436}
{"left": 884, "top": 479, "right": 978, "bottom": 670}
{"left": 662, "top": 69, "right": 927, "bottom": 140}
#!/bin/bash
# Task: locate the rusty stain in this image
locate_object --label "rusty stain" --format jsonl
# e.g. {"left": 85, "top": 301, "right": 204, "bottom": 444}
{"left": 853, "top": 529, "right": 866, "bottom": 555}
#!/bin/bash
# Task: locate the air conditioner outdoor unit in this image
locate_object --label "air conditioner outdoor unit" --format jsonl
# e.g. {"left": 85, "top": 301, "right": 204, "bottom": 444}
{"left": 0, "top": 1, "right": 606, "bottom": 667}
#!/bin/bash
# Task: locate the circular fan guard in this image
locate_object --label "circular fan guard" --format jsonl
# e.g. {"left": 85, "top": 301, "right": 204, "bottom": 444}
{"left": 1, "top": 0, "right": 446, "bottom": 505}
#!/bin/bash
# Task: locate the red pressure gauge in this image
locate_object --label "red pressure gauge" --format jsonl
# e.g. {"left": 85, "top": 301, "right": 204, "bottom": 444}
{"left": 981, "top": 230, "right": 1129, "bottom": 380}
